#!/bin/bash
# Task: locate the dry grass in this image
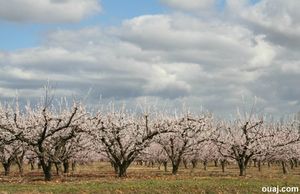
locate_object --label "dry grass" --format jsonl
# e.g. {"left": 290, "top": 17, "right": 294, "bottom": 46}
{"left": 0, "top": 162, "right": 300, "bottom": 193}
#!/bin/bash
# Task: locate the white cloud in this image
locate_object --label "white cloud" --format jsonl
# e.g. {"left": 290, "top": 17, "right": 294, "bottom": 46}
{"left": 238, "top": 0, "right": 300, "bottom": 30}
{"left": 0, "top": 0, "right": 101, "bottom": 23}
{"left": 1, "top": 0, "right": 300, "bottom": 116}
{"left": 118, "top": 14, "right": 274, "bottom": 73}
{"left": 160, "top": 0, "right": 216, "bottom": 11}
{"left": 227, "top": 0, "right": 300, "bottom": 49}
{"left": 249, "top": 35, "right": 276, "bottom": 68}
{"left": 281, "top": 62, "right": 300, "bottom": 74}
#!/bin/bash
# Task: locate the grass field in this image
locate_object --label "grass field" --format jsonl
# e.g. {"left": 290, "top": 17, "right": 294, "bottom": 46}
{"left": 0, "top": 162, "right": 300, "bottom": 193}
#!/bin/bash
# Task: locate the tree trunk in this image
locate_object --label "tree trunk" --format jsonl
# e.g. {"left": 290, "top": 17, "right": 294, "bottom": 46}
{"left": 29, "top": 159, "right": 35, "bottom": 170}
{"left": 44, "top": 167, "right": 52, "bottom": 181}
{"left": 2, "top": 162, "right": 11, "bottom": 176}
{"left": 151, "top": 161, "right": 154, "bottom": 168}
{"left": 112, "top": 162, "right": 118, "bottom": 174}
{"left": 38, "top": 162, "right": 42, "bottom": 169}
{"left": 40, "top": 159, "right": 52, "bottom": 181}
{"left": 183, "top": 159, "right": 188, "bottom": 169}
{"left": 16, "top": 159, "right": 24, "bottom": 176}
{"left": 203, "top": 160, "right": 208, "bottom": 171}
{"left": 293, "top": 159, "right": 298, "bottom": 168}
{"left": 71, "top": 161, "right": 76, "bottom": 172}
{"left": 116, "top": 160, "right": 133, "bottom": 178}
{"left": 214, "top": 159, "right": 218, "bottom": 167}
{"left": 281, "top": 161, "right": 288, "bottom": 174}
{"left": 237, "top": 155, "right": 252, "bottom": 176}
{"left": 191, "top": 159, "right": 198, "bottom": 169}
{"left": 118, "top": 167, "right": 127, "bottom": 177}
{"left": 258, "top": 160, "right": 261, "bottom": 172}
{"left": 118, "top": 164, "right": 128, "bottom": 177}
{"left": 63, "top": 161, "right": 70, "bottom": 173}
{"left": 253, "top": 159, "right": 257, "bottom": 167}
{"left": 172, "top": 162, "right": 180, "bottom": 175}
{"left": 55, "top": 162, "right": 63, "bottom": 176}
{"left": 220, "top": 160, "right": 226, "bottom": 173}
{"left": 163, "top": 161, "right": 168, "bottom": 172}
{"left": 290, "top": 160, "right": 294, "bottom": 170}
{"left": 238, "top": 161, "right": 246, "bottom": 176}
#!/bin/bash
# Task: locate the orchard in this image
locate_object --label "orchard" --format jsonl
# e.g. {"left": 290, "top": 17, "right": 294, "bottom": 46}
{"left": 1, "top": 90, "right": 300, "bottom": 184}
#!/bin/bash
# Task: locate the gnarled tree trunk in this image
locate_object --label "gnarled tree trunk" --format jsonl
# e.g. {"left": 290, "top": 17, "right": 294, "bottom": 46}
{"left": 63, "top": 160, "right": 70, "bottom": 174}
{"left": 2, "top": 162, "right": 11, "bottom": 176}
{"left": 40, "top": 158, "right": 52, "bottom": 181}
{"left": 171, "top": 161, "right": 180, "bottom": 175}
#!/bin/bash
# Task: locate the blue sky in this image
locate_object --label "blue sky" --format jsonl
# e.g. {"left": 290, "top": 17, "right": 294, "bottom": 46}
{"left": 0, "top": 0, "right": 263, "bottom": 51}
{"left": 0, "top": 0, "right": 299, "bottom": 117}
{"left": 0, "top": 0, "right": 167, "bottom": 51}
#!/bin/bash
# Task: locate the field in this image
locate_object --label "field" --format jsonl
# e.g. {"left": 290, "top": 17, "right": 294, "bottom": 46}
{"left": 0, "top": 162, "right": 300, "bottom": 194}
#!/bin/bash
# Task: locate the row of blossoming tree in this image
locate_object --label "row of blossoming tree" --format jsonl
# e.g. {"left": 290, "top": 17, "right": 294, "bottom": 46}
{"left": 0, "top": 93, "right": 299, "bottom": 181}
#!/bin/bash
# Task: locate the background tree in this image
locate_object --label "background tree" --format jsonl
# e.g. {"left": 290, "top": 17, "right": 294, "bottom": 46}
{"left": 91, "top": 105, "right": 168, "bottom": 177}
{"left": 212, "top": 110, "right": 268, "bottom": 176}
{"left": 0, "top": 86, "right": 87, "bottom": 181}
{"left": 156, "top": 112, "right": 214, "bottom": 175}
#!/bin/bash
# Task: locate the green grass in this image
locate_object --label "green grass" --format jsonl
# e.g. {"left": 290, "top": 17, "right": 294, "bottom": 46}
{"left": 1, "top": 163, "right": 300, "bottom": 193}
{"left": 1, "top": 177, "right": 300, "bottom": 194}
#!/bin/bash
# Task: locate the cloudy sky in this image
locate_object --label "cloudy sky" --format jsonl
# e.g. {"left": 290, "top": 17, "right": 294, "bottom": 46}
{"left": 0, "top": 0, "right": 299, "bottom": 116}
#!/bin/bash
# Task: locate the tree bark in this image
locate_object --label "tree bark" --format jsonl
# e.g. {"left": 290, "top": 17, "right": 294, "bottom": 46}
{"left": 237, "top": 155, "right": 252, "bottom": 176}
{"left": 191, "top": 159, "right": 198, "bottom": 169}
{"left": 172, "top": 162, "right": 180, "bottom": 175}
{"left": 38, "top": 162, "right": 42, "bottom": 169}
{"left": 55, "top": 162, "right": 63, "bottom": 176}
{"left": 117, "top": 163, "right": 129, "bottom": 177}
{"left": 163, "top": 161, "right": 168, "bottom": 172}
{"left": 293, "top": 159, "right": 298, "bottom": 168}
{"left": 183, "top": 159, "right": 188, "bottom": 169}
{"left": 16, "top": 159, "right": 24, "bottom": 176}
{"left": 63, "top": 161, "right": 70, "bottom": 173}
{"left": 114, "top": 160, "right": 134, "bottom": 178}
{"left": 238, "top": 160, "right": 246, "bottom": 176}
{"left": 253, "top": 159, "right": 257, "bottom": 167}
{"left": 203, "top": 160, "right": 208, "bottom": 171}
{"left": 290, "top": 160, "right": 294, "bottom": 170}
{"left": 281, "top": 161, "right": 288, "bottom": 174}
{"left": 258, "top": 160, "right": 261, "bottom": 172}
{"left": 71, "top": 161, "right": 76, "bottom": 173}
{"left": 214, "top": 159, "right": 218, "bottom": 167}
{"left": 220, "top": 160, "right": 226, "bottom": 173}
{"left": 112, "top": 162, "right": 118, "bottom": 174}
{"left": 40, "top": 159, "right": 52, "bottom": 181}
{"left": 29, "top": 159, "right": 35, "bottom": 170}
{"left": 2, "top": 162, "right": 11, "bottom": 176}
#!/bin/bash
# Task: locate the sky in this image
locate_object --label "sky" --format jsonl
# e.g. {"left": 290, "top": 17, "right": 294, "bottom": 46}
{"left": 0, "top": 0, "right": 299, "bottom": 117}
